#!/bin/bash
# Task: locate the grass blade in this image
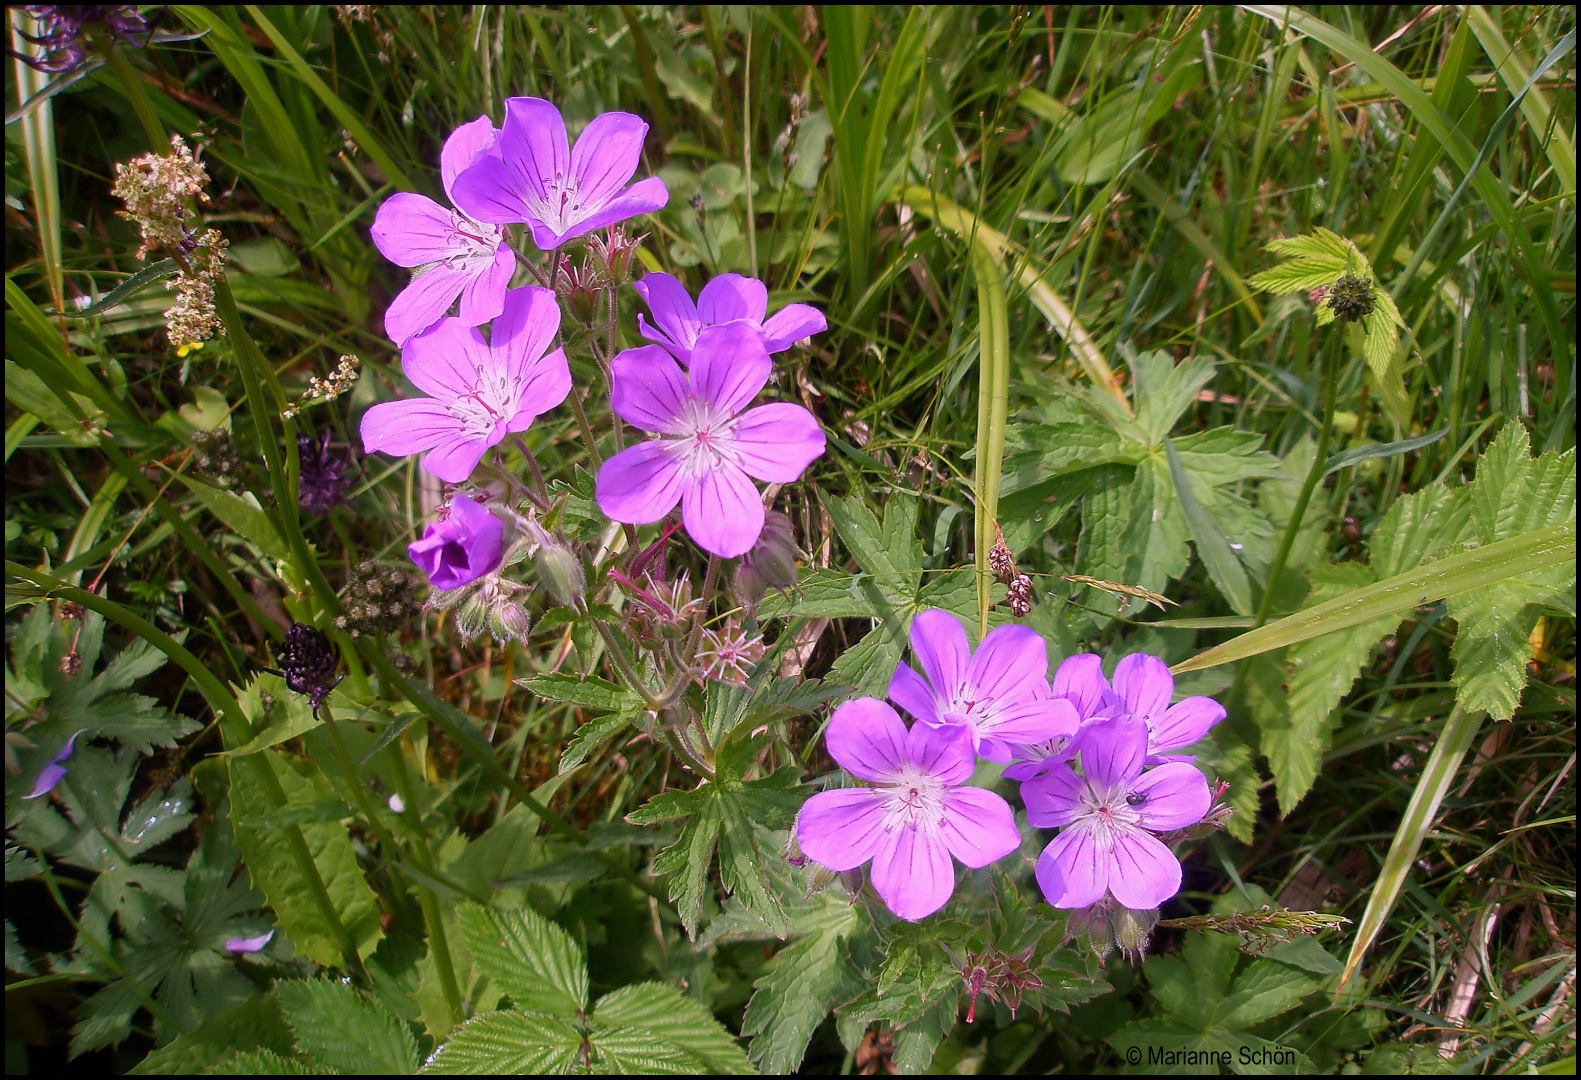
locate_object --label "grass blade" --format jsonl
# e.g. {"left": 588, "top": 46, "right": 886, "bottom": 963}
{"left": 1173, "top": 521, "right": 1577, "bottom": 673}
{"left": 1337, "top": 704, "right": 1487, "bottom": 995}
{"left": 1323, "top": 427, "right": 1449, "bottom": 476}
{"left": 10, "top": 10, "right": 64, "bottom": 313}
{"left": 1466, "top": 5, "right": 1576, "bottom": 192}
{"left": 971, "top": 241, "right": 1009, "bottom": 637}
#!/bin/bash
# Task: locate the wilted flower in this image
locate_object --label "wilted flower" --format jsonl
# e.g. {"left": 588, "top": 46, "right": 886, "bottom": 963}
{"left": 190, "top": 428, "right": 241, "bottom": 488}
{"left": 1065, "top": 897, "right": 1160, "bottom": 964}
{"left": 297, "top": 431, "right": 351, "bottom": 516}
{"left": 734, "top": 511, "right": 799, "bottom": 610}
{"left": 370, "top": 116, "right": 514, "bottom": 346}
{"left": 1023, "top": 716, "right": 1210, "bottom": 911}
{"left": 275, "top": 623, "right": 342, "bottom": 711}
{"left": 634, "top": 272, "right": 827, "bottom": 364}
{"left": 697, "top": 618, "right": 765, "bottom": 685}
{"left": 595, "top": 323, "right": 826, "bottom": 557}
{"left": 408, "top": 494, "right": 505, "bottom": 590}
{"left": 111, "top": 134, "right": 210, "bottom": 260}
{"left": 12, "top": 6, "right": 152, "bottom": 74}
{"left": 282, "top": 354, "right": 361, "bottom": 421}
{"left": 584, "top": 224, "right": 643, "bottom": 286}
{"left": 360, "top": 285, "right": 571, "bottom": 483}
{"left": 22, "top": 730, "right": 83, "bottom": 800}
{"left": 224, "top": 930, "right": 275, "bottom": 954}
{"left": 795, "top": 699, "right": 1020, "bottom": 921}
{"left": 611, "top": 568, "right": 703, "bottom": 642}
{"left": 888, "top": 608, "right": 1077, "bottom": 763}
{"left": 451, "top": 97, "right": 669, "bottom": 250}
{"left": 1326, "top": 272, "right": 1376, "bottom": 323}
{"left": 943, "top": 942, "right": 1043, "bottom": 1022}
{"left": 335, "top": 560, "right": 420, "bottom": 638}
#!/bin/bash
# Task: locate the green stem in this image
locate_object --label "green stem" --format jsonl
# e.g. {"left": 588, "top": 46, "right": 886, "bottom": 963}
{"left": 566, "top": 380, "right": 604, "bottom": 471}
{"left": 96, "top": 36, "right": 165, "bottom": 150}
{"left": 594, "top": 621, "right": 659, "bottom": 706}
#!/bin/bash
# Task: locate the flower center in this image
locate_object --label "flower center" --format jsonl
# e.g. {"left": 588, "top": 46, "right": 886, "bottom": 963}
{"left": 1074, "top": 782, "right": 1141, "bottom": 842}
{"left": 878, "top": 765, "right": 947, "bottom": 832}
{"left": 444, "top": 211, "right": 503, "bottom": 270}
{"left": 943, "top": 684, "right": 999, "bottom": 735}
{"left": 447, "top": 366, "right": 519, "bottom": 439}
{"left": 670, "top": 397, "right": 739, "bottom": 479}
{"left": 526, "top": 174, "right": 586, "bottom": 234}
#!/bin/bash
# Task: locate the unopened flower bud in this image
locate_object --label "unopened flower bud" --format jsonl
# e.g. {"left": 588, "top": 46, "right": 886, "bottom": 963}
{"left": 489, "top": 601, "right": 531, "bottom": 644}
{"left": 456, "top": 591, "right": 490, "bottom": 640}
{"left": 838, "top": 867, "right": 865, "bottom": 900}
{"left": 783, "top": 830, "right": 808, "bottom": 867}
{"left": 534, "top": 542, "right": 585, "bottom": 605}
{"left": 1111, "top": 906, "right": 1160, "bottom": 965}
{"left": 804, "top": 863, "right": 839, "bottom": 897}
{"left": 732, "top": 561, "right": 766, "bottom": 611}
{"left": 736, "top": 512, "right": 799, "bottom": 611}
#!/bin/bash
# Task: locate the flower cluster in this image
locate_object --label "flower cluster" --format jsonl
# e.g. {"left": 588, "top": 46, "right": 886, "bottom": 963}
{"left": 111, "top": 134, "right": 210, "bottom": 260}
{"left": 797, "top": 609, "right": 1227, "bottom": 923}
{"left": 164, "top": 229, "right": 227, "bottom": 347}
{"left": 360, "top": 98, "right": 829, "bottom": 592}
{"left": 13, "top": 5, "right": 152, "bottom": 74}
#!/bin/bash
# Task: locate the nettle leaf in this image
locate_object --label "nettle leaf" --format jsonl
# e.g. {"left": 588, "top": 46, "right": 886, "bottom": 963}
{"left": 454, "top": 903, "right": 589, "bottom": 1016}
{"left": 630, "top": 735, "right": 807, "bottom": 938}
{"left": 130, "top": 988, "right": 293, "bottom": 1074}
{"left": 591, "top": 983, "right": 755, "bottom": 1074}
{"left": 1444, "top": 423, "right": 1576, "bottom": 719}
{"left": 422, "top": 1011, "right": 584, "bottom": 1075}
{"left": 208, "top": 1049, "right": 327, "bottom": 1074}
{"left": 584, "top": 1027, "right": 700, "bottom": 1074}
{"left": 275, "top": 978, "right": 419, "bottom": 1075}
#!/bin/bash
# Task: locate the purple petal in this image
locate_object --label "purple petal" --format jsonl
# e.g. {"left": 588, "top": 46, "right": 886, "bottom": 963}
{"left": 1035, "top": 825, "right": 1108, "bottom": 908}
{"left": 401, "top": 319, "right": 488, "bottom": 401}
{"left": 938, "top": 787, "right": 1020, "bottom": 868}
{"left": 1020, "top": 762, "right": 1084, "bottom": 828}
{"left": 681, "top": 462, "right": 764, "bottom": 558}
{"left": 360, "top": 398, "right": 460, "bottom": 458}
{"left": 555, "top": 175, "right": 668, "bottom": 242}
{"left": 501, "top": 96, "right": 569, "bottom": 201}
{"left": 1151, "top": 697, "right": 1227, "bottom": 755}
{"left": 887, "top": 662, "right": 941, "bottom": 725}
{"left": 729, "top": 403, "right": 826, "bottom": 482}
{"left": 49, "top": 730, "right": 83, "bottom": 766}
{"left": 871, "top": 827, "right": 955, "bottom": 921}
{"left": 1112, "top": 652, "right": 1173, "bottom": 722}
{"left": 457, "top": 245, "right": 515, "bottom": 328}
{"left": 569, "top": 111, "right": 647, "bottom": 205}
{"left": 449, "top": 153, "right": 531, "bottom": 226}
{"left": 697, "top": 274, "right": 768, "bottom": 326}
{"left": 635, "top": 273, "right": 701, "bottom": 357}
{"left": 421, "top": 432, "right": 495, "bottom": 484}
{"left": 492, "top": 286, "right": 560, "bottom": 386}
{"left": 441, "top": 115, "right": 499, "bottom": 203}
{"left": 760, "top": 303, "right": 828, "bottom": 352}
{"left": 371, "top": 193, "right": 468, "bottom": 267}
{"left": 383, "top": 264, "right": 470, "bottom": 346}
{"left": 1106, "top": 830, "right": 1182, "bottom": 910}
{"left": 507, "top": 347, "right": 571, "bottom": 432}
{"left": 1052, "top": 653, "right": 1113, "bottom": 719}
{"left": 824, "top": 697, "right": 908, "bottom": 782}
{"left": 904, "top": 721, "right": 974, "bottom": 786}
{"left": 981, "top": 697, "right": 1081, "bottom": 746}
{"left": 968, "top": 623, "right": 1049, "bottom": 702}
{"left": 1075, "top": 716, "right": 1148, "bottom": 794}
{"left": 795, "top": 788, "right": 887, "bottom": 871}
{"left": 596, "top": 441, "right": 686, "bottom": 524}
{"left": 24, "top": 762, "right": 69, "bottom": 800}
{"left": 688, "top": 322, "right": 771, "bottom": 416}
{"left": 1131, "top": 762, "right": 1211, "bottom": 831}
{"left": 409, "top": 495, "right": 505, "bottom": 589}
{"left": 908, "top": 609, "right": 970, "bottom": 703}
{"left": 224, "top": 930, "right": 275, "bottom": 954}
{"left": 609, "top": 346, "right": 689, "bottom": 434}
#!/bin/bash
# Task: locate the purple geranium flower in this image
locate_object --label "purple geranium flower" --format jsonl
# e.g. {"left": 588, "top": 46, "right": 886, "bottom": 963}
{"left": 1024, "top": 716, "right": 1210, "bottom": 910}
{"left": 22, "top": 730, "right": 83, "bottom": 800}
{"left": 1111, "top": 653, "right": 1227, "bottom": 763}
{"left": 409, "top": 494, "right": 505, "bottom": 590}
{"left": 595, "top": 322, "right": 825, "bottom": 558}
{"left": 887, "top": 609, "right": 1078, "bottom": 763}
{"left": 633, "top": 272, "right": 828, "bottom": 364}
{"left": 451, "top": 97, "right": 668, "bottom": 250}
{"left": 796, "top": 698, "right": 1020, "bottom": 921}
{"left": 371, "top": 116, "right": 515, "bottom": 346}
{"left": 1004, "top": 653, "right": 1119, "bottom": 781}
{"left": 360, "top": 285, "right": 570, "bottom": 483}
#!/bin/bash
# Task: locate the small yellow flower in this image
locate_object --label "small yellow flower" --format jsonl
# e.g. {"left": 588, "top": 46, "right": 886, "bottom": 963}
{"left": 175, "top": 340, "right": 205, "bottom": 358}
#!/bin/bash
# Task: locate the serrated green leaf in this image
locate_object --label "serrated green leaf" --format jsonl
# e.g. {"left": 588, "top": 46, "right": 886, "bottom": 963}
{"left": 1132, "top": 351, "right": 1217, "bottom": 446}
{"left": 592, "top": 983, "right": 755, "bottom": 1074}
{"left": 716, "top": 799, "right": 788, "bottom": 938}
{"left": 227, "top": 751, "right": 383, "bottom": 968}
{"left": 1166, "top": 436, "right": 1253, "bottom": 614}
{"left": 179, "top": 476, "right": 292, "bottom": 563}
{"left": 422, "top": 1011, "right": 583, "bottom": 1075}
{"left": 520, "top": 674, "right": 642, "bottom": 713}
{"left": 741, "top": 917, "right": 864, "bottom": 1073}
{"left": 275, "top": 979, "right": 418, "bottom": 1075}
{"left": 209, "top": 1049, "right": 326, "bottom": 1074}
{"left": 558, "top": 712, "right": 634, "bottom": 774}
{"left": 454, "top": 903, "right": 588, "bottom": 1016}
{"left": 1074, "top": 463, "right": 1135, "bottom": 621}
{"left": 1218, "top": 959, "right": 1322, "bottom": 1026}
{"left": 586, "top": 1027, "right": 700, "bottom": 1074}
{"left": 649, "top": 804, "right": 723, "bottom": 939}
{"left": 225, "top": 674, "right": 323, "bottom": 757}
{"left": 129, "top": 993, "right": 292, "bottom": 1075}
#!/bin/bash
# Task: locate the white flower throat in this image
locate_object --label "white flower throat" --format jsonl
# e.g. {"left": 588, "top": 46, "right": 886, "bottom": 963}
{"left": 527, "top": 174, "right": 587, "bottom": 234}
{"left": 444, "top": 210, "right": 502, "bottom": 270}
{"left": 671, "top": 397, "right": 741, "bottom": 478}
{"left": 878, "top": 764, "right": 946, "bottom": 832}
{"left": 449, "top": 365, "right": 521, "bottom": 438}
{"left": 1074, "top": 779, "right": 1141, "bottom": 841}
